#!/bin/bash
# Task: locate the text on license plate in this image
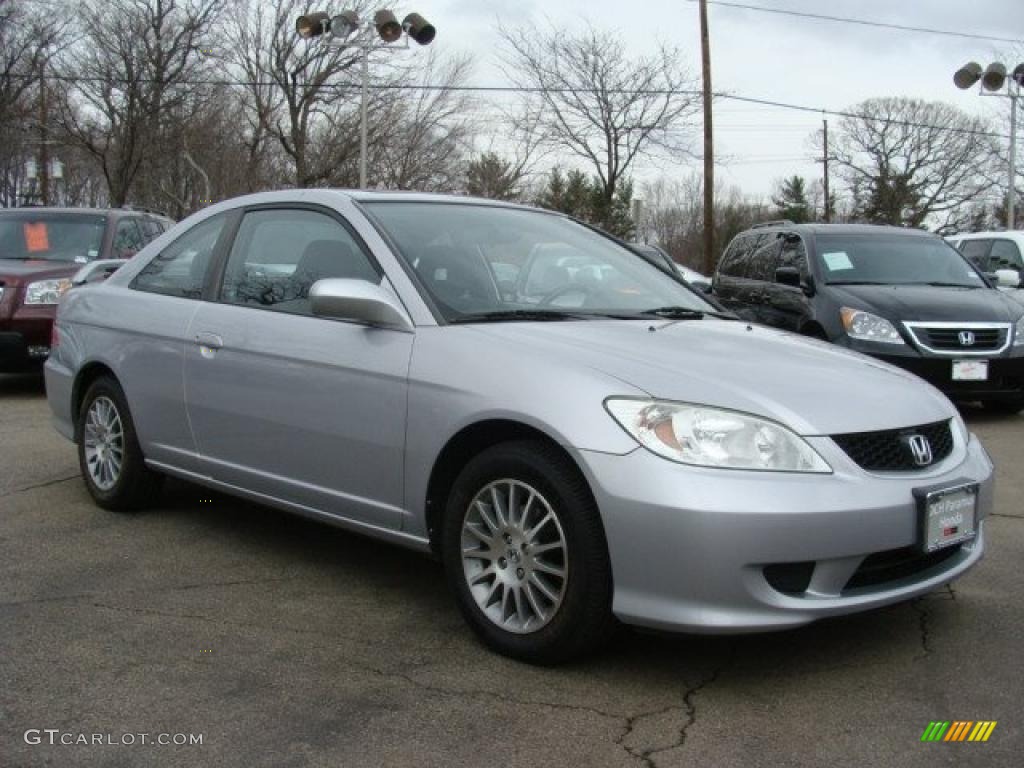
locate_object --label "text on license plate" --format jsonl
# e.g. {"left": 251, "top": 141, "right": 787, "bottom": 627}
{"left": 921, "top": 485, "right": 978, "bottom": 553}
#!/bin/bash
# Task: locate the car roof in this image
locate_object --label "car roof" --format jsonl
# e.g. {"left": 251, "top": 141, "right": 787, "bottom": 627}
{"left": 951, "top": 231, "right": 1024, "bottom": 243}
{"left": 0, "top": 207, "right": 164, "bottom": 218}
{"left": 746, "top": 223, "right": 936, "bottom": 238}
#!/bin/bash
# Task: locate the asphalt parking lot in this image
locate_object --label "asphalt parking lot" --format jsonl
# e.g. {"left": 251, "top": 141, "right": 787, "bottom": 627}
{"left": 2, "top": 373, "right": 1022, "bottom": 768}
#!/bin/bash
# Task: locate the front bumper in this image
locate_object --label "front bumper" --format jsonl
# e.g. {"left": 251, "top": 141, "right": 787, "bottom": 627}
{"left": 0, "top": 306, "right": 55, "bottom": 372}
{"left": 576, "top": 427, "right": 993, "bottom": 633}
{"left": 843, "top": 338, "right": 1024, "bottom": 401}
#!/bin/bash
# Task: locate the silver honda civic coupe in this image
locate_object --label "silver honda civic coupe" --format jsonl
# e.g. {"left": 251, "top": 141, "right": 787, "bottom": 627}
{"left": 45, "top": 190, "right": 994, "bottom": 663}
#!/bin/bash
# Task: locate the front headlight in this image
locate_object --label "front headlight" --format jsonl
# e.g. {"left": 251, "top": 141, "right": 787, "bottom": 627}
{"left": 25, "top": 279, "right": 72, "bottom": 305}
{"left": 840, "top": 307, "right": 905, "bottom": 344}
{"left": 605, "top": 398, "right": 832, "bottom": 473}
{"left": 1014, "top": 316, "right": 1024, "bottom": 347}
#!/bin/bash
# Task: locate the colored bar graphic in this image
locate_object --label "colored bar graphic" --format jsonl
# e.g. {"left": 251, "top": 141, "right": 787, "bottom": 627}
{"left": 922, "top": 720, "right": 996, "bottom": 743}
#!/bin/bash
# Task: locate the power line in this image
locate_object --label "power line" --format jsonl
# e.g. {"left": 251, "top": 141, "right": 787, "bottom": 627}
{"left": 5, "top": 70, "right": 1011, "bottom": 140}
{"left": 684, "top": 0, "right": 1024, "bottom": 45}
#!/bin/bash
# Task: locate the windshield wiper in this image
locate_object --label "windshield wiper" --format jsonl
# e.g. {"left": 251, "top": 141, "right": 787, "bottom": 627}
{"left": 637, "top": 306, "right": 739, "bottom": 321}
{"left": 913, "top": 281, "right": 981, "bottom": 289}
{"left": 827, "top": 280, "right": 891, "bottom": 285}
{"left": 450, "top": 309, "right": 595, "bottom": 324}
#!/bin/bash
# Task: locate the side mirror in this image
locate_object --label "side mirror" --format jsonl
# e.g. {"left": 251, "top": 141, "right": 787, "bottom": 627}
{"left": 994, "top": 269, "right": 1022, "bottom": 289}
{"left": 310, "top": 278, "right": 414, "bottom": 332}
{"left": 775, "top": 266, "right": 802, "bottom": 288}
{"left": 71, "top": 259, "right": 128, "bottom": 286}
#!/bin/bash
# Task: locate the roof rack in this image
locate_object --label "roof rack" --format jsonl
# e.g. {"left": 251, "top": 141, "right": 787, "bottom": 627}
{"left": 121, "top": 205, "right": 170, "bottom": 218}
{"left": 750, "top": 219, "right": 794, "bottom": 229}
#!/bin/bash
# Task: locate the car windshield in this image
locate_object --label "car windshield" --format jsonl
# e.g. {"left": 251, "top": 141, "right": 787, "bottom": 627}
{"left": 815, "top": 234, "right": 985, "bottom": 288}
{"left": 0, "top": 212, "right": 107, "bottom": 263}
{"left": 363, "top": 202, "right": 714, "bottom": 321}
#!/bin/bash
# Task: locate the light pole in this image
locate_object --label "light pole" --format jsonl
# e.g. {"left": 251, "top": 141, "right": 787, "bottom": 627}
{"left": 296, "top": 8, "right": 436, "bottom": 190}
{"left": 954, "top": 61, "right": 1024, "bottom": 229}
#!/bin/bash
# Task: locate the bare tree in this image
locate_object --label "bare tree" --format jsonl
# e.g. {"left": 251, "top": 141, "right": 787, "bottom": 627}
{"left": 500, "top": 22, "right": 700, "bottom": 213}
{"left": 56, "top": 0, "right": 224, "bottom": 206}
{"left": 0, "top": 0, "right": 67, "bottom": 206}
{"left": 369, "top": 51, "right": 475, "bottom": 191}
{"left": 820, "top": 97, "right": 997, "bottom": 228}
{"left": 228, "top": 0, "right": 373, "bottom": 187}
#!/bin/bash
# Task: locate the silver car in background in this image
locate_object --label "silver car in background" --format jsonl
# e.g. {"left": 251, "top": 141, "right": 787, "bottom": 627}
{"left": 46, "top": 191, "right": 994, "bottom": 663}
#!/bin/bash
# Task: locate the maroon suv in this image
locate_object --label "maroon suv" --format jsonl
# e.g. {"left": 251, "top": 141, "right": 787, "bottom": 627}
{"left": 0, "top": 207, "right": 173, "bottom": 372}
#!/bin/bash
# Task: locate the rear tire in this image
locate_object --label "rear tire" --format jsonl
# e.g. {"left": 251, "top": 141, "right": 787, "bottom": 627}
{"left": 441, "top": 440, "right": 614, "bottom": 664}
{"left": 77, "top": 375, "right": 162, "bottom": 511}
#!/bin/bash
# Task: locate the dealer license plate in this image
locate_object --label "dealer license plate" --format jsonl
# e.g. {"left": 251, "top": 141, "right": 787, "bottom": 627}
{"left": 952, "top": 360, "right": 988, "bottom": 381}
{"left": 919, "top": 484, "right": 978, "bottom": 553}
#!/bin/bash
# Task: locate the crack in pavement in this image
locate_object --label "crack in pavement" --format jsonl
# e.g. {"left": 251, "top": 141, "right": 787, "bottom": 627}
{"left": 615, "top": 648, "right": 732, "bottom": 767}
{"left": 912, "top": 597, "right": 932, "bottom": 657}
{"left": 4, "top": 473, "right": 79, "bottom": 497}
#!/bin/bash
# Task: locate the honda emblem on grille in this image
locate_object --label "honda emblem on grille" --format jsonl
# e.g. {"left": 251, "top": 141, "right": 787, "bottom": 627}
{"left": 904, "top": 434, "right": 934, "bottom": 467}
{"left": 958, "top": 330, "right": 976, "bottom": 347}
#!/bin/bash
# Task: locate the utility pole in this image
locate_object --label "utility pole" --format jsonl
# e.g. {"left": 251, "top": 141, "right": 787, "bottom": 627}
{"left": 699, "top": 0, "right": 714, "bottom": 274}
{"left": 1009, "top": 84, "right": 1017, "bottom": 229}
{"left": 39, "top": 59, "right": 50, "bottom": 206}
{"left": 822, "top": 118, "right": 830, "bottom": 223}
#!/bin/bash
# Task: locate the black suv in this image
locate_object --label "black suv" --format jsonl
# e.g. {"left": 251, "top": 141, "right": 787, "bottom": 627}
{"left": 712, "top": 222, "right": 1024, "bottom": 413}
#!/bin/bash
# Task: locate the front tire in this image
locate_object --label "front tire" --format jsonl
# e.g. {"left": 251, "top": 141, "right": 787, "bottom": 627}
{"left": 77, "top": 376, "right": 162, "bottom": 511}
{"left": 441, "top": 440, "right": 614, "bottom": 664}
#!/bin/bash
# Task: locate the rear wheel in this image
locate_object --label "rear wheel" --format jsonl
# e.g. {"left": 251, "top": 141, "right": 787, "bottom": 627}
{"left": 441, "top": 440, "right": 614, "bottom": 664}
{"left": 77, "top": 376, "right": 162, "bottom": 511}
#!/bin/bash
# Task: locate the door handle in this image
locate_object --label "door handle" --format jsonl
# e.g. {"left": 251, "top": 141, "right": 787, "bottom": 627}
{"left": 194, "top": 332, "right": 223, "bottom": 358}
{"left": 195, "top": 332, "right": 223, "bottom": 349}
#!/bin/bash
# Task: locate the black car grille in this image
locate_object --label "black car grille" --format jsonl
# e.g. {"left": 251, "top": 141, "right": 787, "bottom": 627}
{"left": 914, "top": 326, "right": 1007, "bottom": 351}
{"left": 831, "top": 420, "right": 954, "bottom": 471}
{"left": 843, "top": 544, "right": 963, "bottom": 591}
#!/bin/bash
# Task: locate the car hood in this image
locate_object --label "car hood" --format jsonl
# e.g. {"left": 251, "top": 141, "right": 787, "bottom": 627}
{"left": 0, "top": 258, "right": 79, "bottom": 281}
{"left": 468, "top": 319, "right": 954, "bottom": 436}
{"left": 828, "top": 284, "right": 1023, "bottom": 323}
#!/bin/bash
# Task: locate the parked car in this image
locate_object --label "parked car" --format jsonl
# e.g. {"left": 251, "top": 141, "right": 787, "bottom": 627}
{"left": 630, "top": 243, "right": 712, "bottom": 292}
{"left": 712, "top": 222, "right": 1024, "bottom": 414}
{"left": 947, "top": 231, "right": 1024, "bottom": 305}
{"left": 0, "top": 207, "right": 173, "bottom": 372}
{"left": 947, "top": 230, "right": 1024, "bottom": 278}
{"left": 47, "top": 191, "right": 993, "bottom": 663}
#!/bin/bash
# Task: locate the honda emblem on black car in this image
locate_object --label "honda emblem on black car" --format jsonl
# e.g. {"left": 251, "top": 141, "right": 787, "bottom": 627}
{"left": 905, "top": 434, "right": 934, "bottom": 467}
{"left": 958, "top": 330, "right": 976, "bottom": 347}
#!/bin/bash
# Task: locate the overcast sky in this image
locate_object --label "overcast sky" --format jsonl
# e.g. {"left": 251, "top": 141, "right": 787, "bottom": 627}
{"left": 425, "top": 0, "right": 1024, "bottom": 199}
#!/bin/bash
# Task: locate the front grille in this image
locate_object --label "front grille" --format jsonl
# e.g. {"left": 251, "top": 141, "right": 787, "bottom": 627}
{"left": 906, "top": 323, "right": 1010, "bottom": 353}
{"left": 921, "top": 327, "right": 1005, "bottom": 350}
{"left": 831, "top": 420, "right": 954, "bottom": 471}
{"left": 844, "top": 544, "right": 963, "bottom": 591}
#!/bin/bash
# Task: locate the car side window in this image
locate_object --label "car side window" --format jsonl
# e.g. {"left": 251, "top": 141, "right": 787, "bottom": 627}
{"left": 958, "top": 239, "right": 992, "bottom": 270}
{"left": 112, "top": 218, "right": 146, "bottom": 259}
{"left": 776, "top": 235, "right": 809, "bottom": 281}
{"left": 720, "top": 234, "right": 756, "bottom": 278}
{"left": 132, "top": 213, "right": 228, "bottom": 299}
{"left": 140, "top": 218, "right": 164, "bottom": 242}
{"left": 989, "top": 239, "right": 1023, "bottom": 271}
{"left": 219, "top": 208, "right": 380, "bottom": 316}
{"left": 747, "top": 235, "right": 780, "bottom": 282}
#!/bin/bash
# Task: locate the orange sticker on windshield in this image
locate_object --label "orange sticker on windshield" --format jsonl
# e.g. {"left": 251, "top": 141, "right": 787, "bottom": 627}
{"left": 24, "top": 222, "right": 50, "bottom": 252}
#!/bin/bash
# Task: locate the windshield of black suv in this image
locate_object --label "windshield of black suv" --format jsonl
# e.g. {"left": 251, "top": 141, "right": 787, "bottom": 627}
{"left": 815, "top": 233, "right": 986, "bottom": 288}
{"left": 0, "top": 212, "right": 107, "bottom": 263}
{"left": 363, "top": 202, "right": 715, "bottom": 321}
